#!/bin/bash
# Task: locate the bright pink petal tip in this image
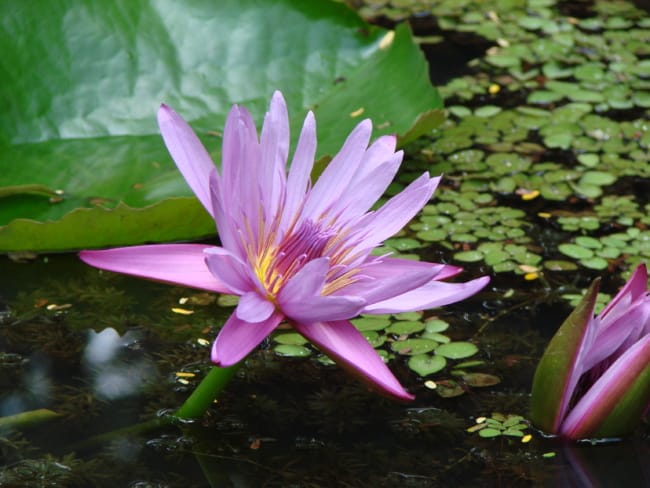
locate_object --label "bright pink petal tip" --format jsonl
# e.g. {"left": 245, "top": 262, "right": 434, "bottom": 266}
{"left": 293, "top": 320, "right": 414, "bottom": 401}
{"left": 211, "top": 311, "right": 284, "bottom": 366}
{"left": 79, "top": 244, "right": 231, "bottom": 293}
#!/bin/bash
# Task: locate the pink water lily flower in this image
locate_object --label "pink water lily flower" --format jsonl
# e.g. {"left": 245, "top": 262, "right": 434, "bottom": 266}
{"left": 80, "top": 91, "right": 489, "bottom": 401}
{"left": 531, "top": 264, "right": 650, "bottom": 439}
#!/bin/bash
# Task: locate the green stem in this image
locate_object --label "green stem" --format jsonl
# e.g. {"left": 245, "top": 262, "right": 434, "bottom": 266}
{"left": 0, "top": 408, "right": 61, "bottom": 430}
{"left": 174, "top": 364, "right": 240, "bottom": 419}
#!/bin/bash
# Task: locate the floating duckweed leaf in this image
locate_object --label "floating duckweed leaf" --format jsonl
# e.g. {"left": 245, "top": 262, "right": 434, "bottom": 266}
{"left": 633, "top": 92, "right": 650, "bottom": 108}
{"left": 217, "top": 295, "right": 239, "bottom": 307}
{"left": 436, "top": 380, "right": 465, "bottom": 398}
{"left": 408, "top": 354, "right": 446, "bottom": 376}
{"left": 425, "top": 319, "right": 449, "bottom": 333}
{"left": 577, "top": 153, "right": 600, "bottom": 167}
{"left": 558, "top": 243, "right": 594, "bottom": 259}
{"left": 454, "top": 250, "right": 484, "bottom": 263}
{"left": 448, "top": 106, "right": 472, "bottom": 118}
{"left": 351, "top": 316, "right": 391, "bottom": 332}
{"left": 579, "top": 171, "right": 617, "bottom": 186}
{"left": 274, "top": 344, "right": 311, "bottom": 358}
{"left": 393, "top": 311, "right": 423, "bottom": 321}
{"left": 391, "top": 338, "right": 438, "bottom": 355}
{"left": 528, "top": 90, "right": 564, "bottom": 104}
{"left": 544, "top": 260, "right": 578, "bottom": 271}
{"left": 422, "top": 332, "right": 451, "bottom": 343}
{"left": 580, "top": 256, "right": 609, "bottom": 270}
{"left": 387, "top": 320, "right": 425, "bottom": 335}
{"left": 478, "top": 428, "right": 503, "bottom": 438}
{"left": 575, "top": 236, "right": 602, "bottom": 249}
{"left": 503, "top": 428, "right": 525, "bottom": 437}
{"left": 416, "top": 229, "right": 447, "bottom": 242}
{"left": 462, "top": 373, "right": 501, "bottom": 387}
{"left": 435, "top": 341, "right": 478, "bottom": 359}
{"left": 384, "top": 237, "right": 422, "bottom": 251}
{"left": 455, "top": 360, "right": 486, "bottom": 369}
{"left": 475, "top": 105, "right": 502, "bottom": 117}
{"left": 274, "top": 332, "right": 308, "bottom": 346}
{"left": 361, "top": 330, "right": 386, "bottom": 348}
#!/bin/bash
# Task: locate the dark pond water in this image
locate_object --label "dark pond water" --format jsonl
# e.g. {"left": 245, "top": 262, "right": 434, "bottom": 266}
{"left": 0, "top": 252, "right": 648, "bottom": 487}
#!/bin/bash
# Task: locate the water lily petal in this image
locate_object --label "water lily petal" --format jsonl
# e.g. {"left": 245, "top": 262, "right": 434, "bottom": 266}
{"left": 363, "top": 275, "right": 490, "bottom": 314}
{"left": 600, "top": 264, "right": 648, "bottom": 319}
{"left": 260, "top": 91, "right": 290, "bottom": 215}
{"left": 79, "top": 244, "right": 230, "bottom": 293}
{"left": 283, "top": 110, "right": 317, "bottom": 228}
{"left": 278, "top": 257, "right": 330, "bottom": 300}
{"left": 204, "top": 247, "right": 255, "bottom": 295}
{"left": 212, "top": 311, "right": 284, "bottom": 366}
{"left": 282, "top": 294, "right": 366, "bottom": 323}
{"left": 292, "top": 320, "right": 414, "bottom": 401}
{"left": 157, "top": 105, "right": 216, "bottom": 218}
{"left": 236, "top": 291, "right": 276, "bottom": 323}
{"left": 302, "top": 119, "right": 372, "bottom": 220}
{"left": 354, "top": 174, "right": 441, "bottom": 248}
{"left": 338, "top": 258, "right": 440, "bottom": 305}
{"left": 560, "top": 335, "right": 650, "bottom": 439}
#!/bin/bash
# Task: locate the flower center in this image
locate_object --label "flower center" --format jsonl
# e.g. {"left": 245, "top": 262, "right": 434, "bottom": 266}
{"left": 251, "top": 220, "right": 358, "bottom": 298}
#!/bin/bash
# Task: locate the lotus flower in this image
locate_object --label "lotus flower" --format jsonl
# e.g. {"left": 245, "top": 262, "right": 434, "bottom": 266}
{"left": 531, "top": 264, "right": 650, "bottom": 439}
{"left": 80, "top": 91, "right": 489, "bottom": 401}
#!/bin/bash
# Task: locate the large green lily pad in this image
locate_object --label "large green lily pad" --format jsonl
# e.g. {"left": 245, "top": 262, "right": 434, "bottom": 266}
{"left": 0, "top": 0, "right": 443, "bottom": 252}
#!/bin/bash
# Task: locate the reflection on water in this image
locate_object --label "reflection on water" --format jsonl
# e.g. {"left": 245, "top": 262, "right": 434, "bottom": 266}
{"left": 84, "top": 328, "right": 155, "bottom": 401}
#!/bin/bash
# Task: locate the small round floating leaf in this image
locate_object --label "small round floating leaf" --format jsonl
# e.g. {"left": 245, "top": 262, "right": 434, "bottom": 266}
{"left": 579, "top": 171, "right": 617, "bottom": 187}
{"left": 577, "top": 153, "right": 599, "bottom": 167}
{"left": 436, "top": 381, "right": 465, "bottom": 398}
{"left": 425, "top": 319, "right": 449, "bottom": 333}
{"left": 387, "top": 320, "right": 425, "bottom": 335}
{"left": 416, "top": 229, "right": 447, "bottom": 242}
{"left": 454, "top": 360, "right": 485, "bottom": 369}
{"left": 454, "top": 250, "right": 484, "bottom": 263}
{"left": 474, "top": 105, "right": 502, "bottom": 117}
{"left": 462, "top": 373, "right": 501, "bottom": 387}
{"left": 478, "top": 428, "right": 502, "bottom": 438}
{"left": 362, "top": 330, "right": 386, "bottom": 348}
{"left": 408, "top": 354, "right": 447, "bottom": 376}
{"left": 435, "top": 341, "right": 479, "bottom": 359}
{"left": 544, "top": 260, "right": 578, "bottom": 271}
{"left": 503, "top": 429, "right": 525, "bottom": 437}
{"left": 391, "top": 338, "right": 438, "bottom": 355}
{"left": 559, "top": 243, "right": 594, "bottom": 259}
{"left": 392, "top": 311, "right": 422, "bottom": 321}
{"left": 580, "top": 256, "right": 609, "bottom": 270}
{"left": 422, "top": 332, "right": 451, "bottom": 343}
{"left": 351, "top": 316, "right": 391, "bottom": 332}
{"left": 575, "top": 236, "right": 602, "bottom": 249}
{"left": 274, "top": 332, "right": 308, "bottom": 345}
{"left": 385, "top": 237, "right": 422, "bottom": 251}
{"left": 274, "top": 344, "right": 311, "bottom": 357}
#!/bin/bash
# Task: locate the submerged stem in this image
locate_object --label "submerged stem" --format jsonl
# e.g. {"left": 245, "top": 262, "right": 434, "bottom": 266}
{"left": 174, "top": 364, "right": 240, "bottom": 419}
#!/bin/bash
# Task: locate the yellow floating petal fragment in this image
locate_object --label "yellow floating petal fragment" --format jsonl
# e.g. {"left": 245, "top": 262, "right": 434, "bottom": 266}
{"left": 175, "top": 372, "right": 196, "bottom": 378}
{"left": 496, "top": 38, "right": 509, "bottom": 47}
{"left": 476, "top": 416, "right": 487, "bottom": 424}
{"left": 46, "top": 303, "right": 72, "bottom": 311}
{"left": 178, "top": 297, "right": 189, "bottom": 305}
{"left": 171, "top": 307, "right": 194, "bottom": 315}
{"left": 424, "top": 380, "right": 437, "bottom": 390}
{"left": 488, "top": 11, "right": 501, "bottom": 23}
{"left": 466, "top": 423, "right": 486, "bottom": 433}
{"left": 379, "top": 30, "right": 395, "bottom": 50}
{"left": 524, "top": 272, "right": 539, "bottom": 281}
{"left": 350, "top": 107, "right": 365, "bottom": 118}
{"left": 488, "top": 84, "right": 500, "bottom": 94}
{"left": 521, "top": 190, "right": 540, "bottom": 201}
{"left": 177, "top": 378, "right": 190, "bottom": 385}
{"left": 197, "top": 338, "right": 211, "bottom": 347}
{"left": 521, "top": 434, "right": 533, "bottom": 443}
{"left": 519, "top": 264, "right": 538, "bottom": 273}
{"left": 537, "top": 212, "right": 552, "bottom": 219}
